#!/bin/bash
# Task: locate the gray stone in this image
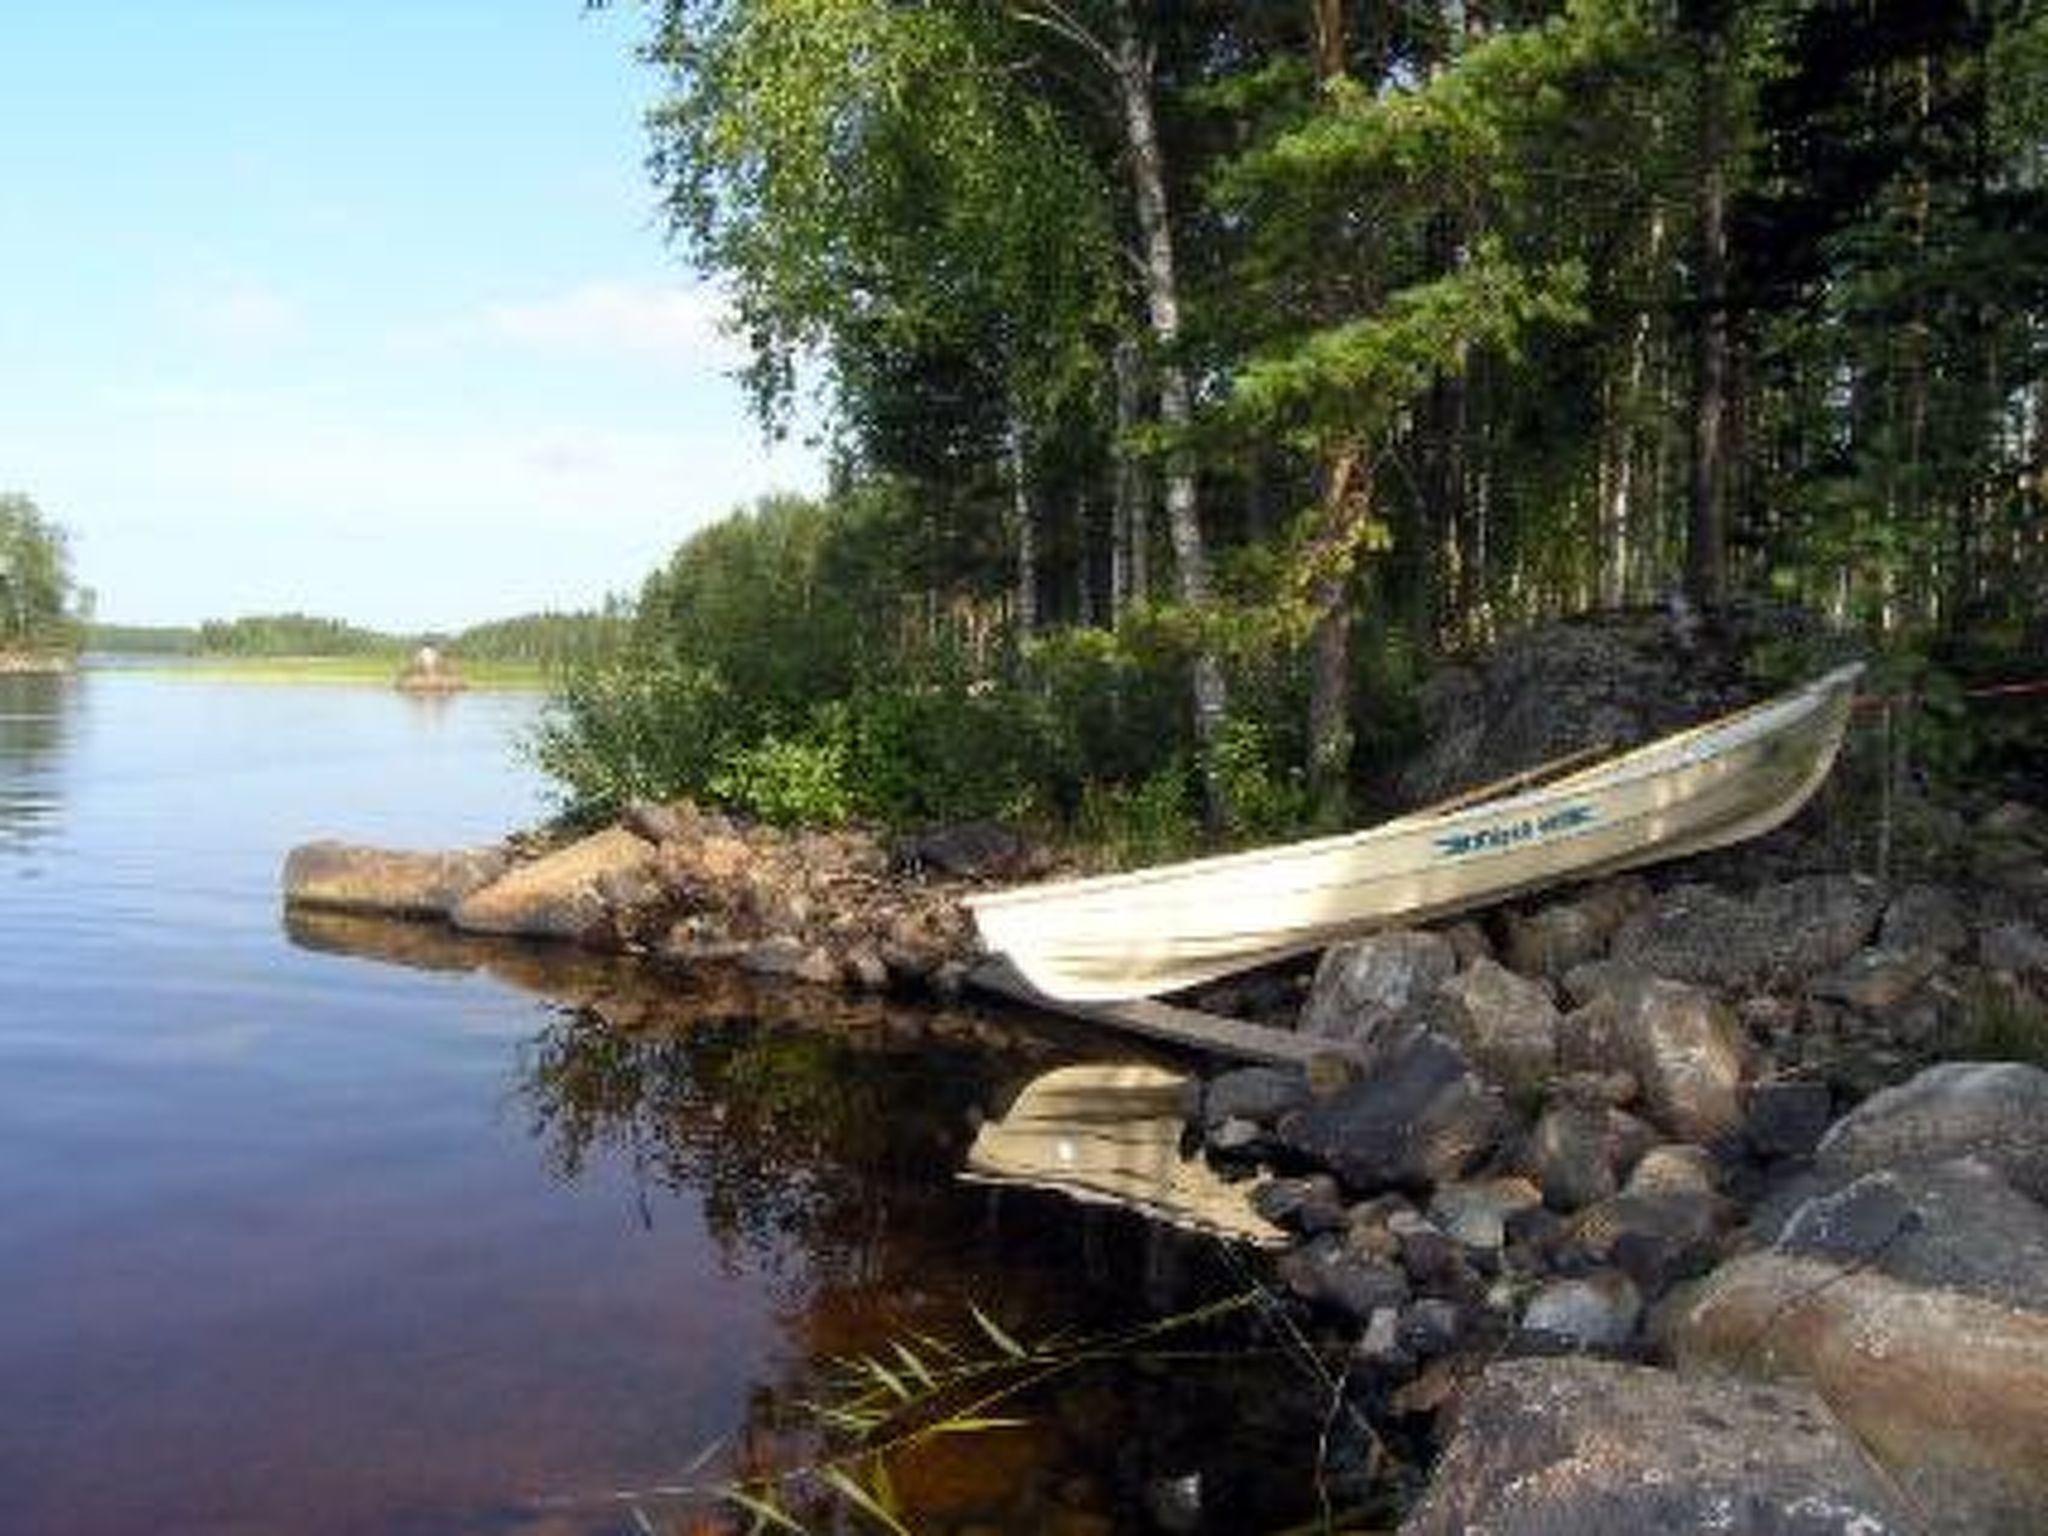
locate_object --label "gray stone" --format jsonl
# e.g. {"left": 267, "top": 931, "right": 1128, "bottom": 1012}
{"left": 1568, "top": 1188, "right": 1730, "bottom": 1295}
{"left": 1396, "top": 1297, "right": 1465, "bottom": 1357}
{"left": 1251, "top": 1173, "right": 1348, "bottom": 1236}
{"left": 1354, "top": 1306, "right": 1407, "bottom": 1367}
{"left": 1299, "top": 930, "right": 1457, "bottom": 1048}
{"left": 1881, "top": 883, "right": 1970, "bottom": 955}
{"left": 1531, "top": 1103, "right": 1616, "bottom": 1212}
{"left": 1428, "top": 1178, "right": 1539, "bottom": 1251}
{"left": 1777, "top": 1158, "right": 2048, "bottom": 1312}
{"left": 1275, "top": 1030, "right": 1506, "bottom": 1194}
{"left": 1567, "top": 977, "right": 1752, "bottom": 1144}
{"left": 1610, "top": 875, "right": 1884, "bottom": 992}
{"left": 452, "top": 826, "right": 656, "bottom": 941}
{"left": 1622, "top": 1143, "right": 1718, "bottom": 1198}
{"left": 1811, "top": 946, "right": 1940, "bottom": 1012}
{"left": 282, "top": 840, "right": 509, "bottom": 918}
{"left": 1400, "top": 1357, "right": 1919, "bottom": 1536}
{"left": 1276, "top": 1236, "right": 1411, "bottom": 1321}
{"left": 1815, "top": 1060, "right": 2048, "bottom": 1202}
{"left": 1745, "top": 1078, "right": 1834, "bottom": 1159}
{"left": 1425, "top": 958, "right": 1559, "bottom": 1093}
{"left": 740, "top": 935, "right": 807, "bottom": 976}
{"left": 1520, "top": 1270, "right": 1641, "bottom": 1349}
{"left": 1502, "top": 879, "right": 1649, "bottom": 979}
{"left": 1202, "top": 1065, "right": 1311, "bottom": 1129}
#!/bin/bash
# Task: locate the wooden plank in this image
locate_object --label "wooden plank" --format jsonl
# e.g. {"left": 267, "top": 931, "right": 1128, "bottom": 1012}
{"left": 970, "top": 957, "right": 1362, "bottom": 1069}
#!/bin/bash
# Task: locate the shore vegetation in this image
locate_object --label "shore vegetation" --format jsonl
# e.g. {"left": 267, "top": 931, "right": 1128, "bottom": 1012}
{"left": 538, "top": 0, "right": 2048, "bottom": 846}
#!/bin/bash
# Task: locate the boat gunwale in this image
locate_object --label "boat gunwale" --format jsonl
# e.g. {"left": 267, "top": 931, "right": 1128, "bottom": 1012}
{"left": 966, "top": 662, "right": 1863, "bottom": 915}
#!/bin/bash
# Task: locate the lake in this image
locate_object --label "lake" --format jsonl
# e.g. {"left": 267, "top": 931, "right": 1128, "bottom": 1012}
{"left": 0, "top": 670, "right": 1329, "bottom": 1536}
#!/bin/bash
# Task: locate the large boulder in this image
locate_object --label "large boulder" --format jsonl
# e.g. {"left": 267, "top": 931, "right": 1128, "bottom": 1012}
{"left": 1675, "top": 1249, "right": 2048, "bottom": 1534}
{"left": 282, "top": 840, "right": 509, "bottom": 918}
{"left": 1299, "top": 930, "right": 1457, "bottom": 1049}
{"left": 1275, "top": 1031, "right": 1505, "bottom": 1194}
{"left": 1609, "top": 876, "right": 1883, "bottom": 992}
{"left": 1814, "top": 1060, "right": 2048, "bottom": 1203}
{"left": 1777, "top": 1159, "right": 2048, "bottom": 1311}
{"left": 1399, "top": 1357, "right": 1920, "bottom": 1536}
{"left": 452, "top": 826, "right": 658, "bottom": 941}
{"left": 1561, "top": 976, "right": 1752, "bottom": 1144}
{"left": 1425, "top": 958, "right": 1559, "bottom": 1094}
{"left": 1501, "top": 878, "right": 1649, "bottom": 980}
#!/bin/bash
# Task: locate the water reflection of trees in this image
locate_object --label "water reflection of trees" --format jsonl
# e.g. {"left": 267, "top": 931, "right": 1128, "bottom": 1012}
{"left": 517, "top": 1002, "right": 1002, "bottom": 1283}
{"left": 0, "top": 671, "right": 75, "bottom": 854}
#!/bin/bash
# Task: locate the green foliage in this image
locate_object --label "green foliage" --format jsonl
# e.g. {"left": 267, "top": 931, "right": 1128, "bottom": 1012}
{"left": 0, "top": 493, "right": 84, "bottom": 653}
{"left": 87, "top": 623, "right": 199, "bottom": 655}
{"left": 194, "top": 612, "right": 397, "bottom": 657}
{"left": 451, "top": 606, "right": 629, "bottom": 669}
{"left": 710, "top": 720, "right": 857, "bottom": 827}
{"left": 531, "top": 658, "right": 735, "bottom": 821}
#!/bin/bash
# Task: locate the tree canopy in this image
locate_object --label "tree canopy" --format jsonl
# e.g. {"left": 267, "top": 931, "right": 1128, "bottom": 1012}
{"left": 0, "top": 494, "right": 86, "bottom": 654}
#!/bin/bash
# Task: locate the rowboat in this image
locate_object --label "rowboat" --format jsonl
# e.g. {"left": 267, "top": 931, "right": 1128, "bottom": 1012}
{"left": 967, "top": 664, "right": 1864, "bottom": 1003}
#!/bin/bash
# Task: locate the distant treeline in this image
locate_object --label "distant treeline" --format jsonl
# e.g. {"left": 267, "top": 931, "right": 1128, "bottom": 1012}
{"left": 88, "top": 607, "right": 627, "bottom": 667}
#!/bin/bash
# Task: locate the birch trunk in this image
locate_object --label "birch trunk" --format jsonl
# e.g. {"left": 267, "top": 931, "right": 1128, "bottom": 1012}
{"left": 1109, "top": 0, "right": 1227, "bottom": 818}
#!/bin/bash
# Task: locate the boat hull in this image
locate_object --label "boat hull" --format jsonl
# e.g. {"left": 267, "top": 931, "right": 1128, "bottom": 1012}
{"left": 967, "top": 666, "right": 1862, "bottom": 1002}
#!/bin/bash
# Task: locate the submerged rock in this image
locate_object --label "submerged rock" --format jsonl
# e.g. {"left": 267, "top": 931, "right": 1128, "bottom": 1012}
{"left": 1400, "top": 1357, "right": 1920, "bottom": 1536}
{"left": 282, "top": 841, "right": 509, "bottom": 919}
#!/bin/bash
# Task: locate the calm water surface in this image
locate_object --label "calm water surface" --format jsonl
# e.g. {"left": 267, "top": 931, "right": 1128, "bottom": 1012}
{"left": 0, "top": 671, "right": 1322, "bottom": 1536}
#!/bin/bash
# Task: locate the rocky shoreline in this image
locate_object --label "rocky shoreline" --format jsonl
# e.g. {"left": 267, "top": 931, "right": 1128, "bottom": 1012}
{"left": 283, "top": 787, "right": 2048, "bottom": 1533}
{"left": 0, "top": 650, "right": 74, "bottom": 674}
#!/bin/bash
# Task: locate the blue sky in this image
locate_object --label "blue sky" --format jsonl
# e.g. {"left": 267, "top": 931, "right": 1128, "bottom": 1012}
{"left": 0, "top": 2, "right": 819, "bottom": 631}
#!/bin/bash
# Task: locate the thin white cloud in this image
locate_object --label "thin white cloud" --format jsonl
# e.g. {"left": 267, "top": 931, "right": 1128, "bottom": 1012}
{"left": 477, "top": 280, "right": 742, "bottom": 365}
{"left": 167, "top": 281, "right": 307, "bottom": 347}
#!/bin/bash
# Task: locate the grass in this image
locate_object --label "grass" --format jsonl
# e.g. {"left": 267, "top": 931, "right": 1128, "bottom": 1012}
{"left": 111, "top": 654, "right": 551, "bottom": 690}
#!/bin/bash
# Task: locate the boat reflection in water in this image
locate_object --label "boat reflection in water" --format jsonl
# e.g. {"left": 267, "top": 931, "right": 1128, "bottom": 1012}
{"left": 966, "top": 1064, "right": 1286, "bottom": 1247}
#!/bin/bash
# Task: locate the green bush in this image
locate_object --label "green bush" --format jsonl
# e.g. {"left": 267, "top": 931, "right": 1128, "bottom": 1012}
{"left": 710, "top": 724, "right": 857, "bottom": 827}
{"left": 529, "top": 658, "right": 734, "bottom": 821}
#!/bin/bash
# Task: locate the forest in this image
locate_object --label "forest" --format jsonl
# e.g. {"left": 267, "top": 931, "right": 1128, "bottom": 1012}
{"left": 544, "top": 0, "right": 2046, "bottom": 839}
{"left": 0, "top": 493, "right": 89, "bottom": 655}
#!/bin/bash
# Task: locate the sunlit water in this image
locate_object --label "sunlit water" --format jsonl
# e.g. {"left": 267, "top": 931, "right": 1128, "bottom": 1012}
{"left": 0, "top": 671, "right": 1325, "bottom": 1536}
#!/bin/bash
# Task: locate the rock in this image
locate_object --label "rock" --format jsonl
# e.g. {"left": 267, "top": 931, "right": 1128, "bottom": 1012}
{"left": 1815, "top": 1060, "right": 2048, "bottom": 1202}
{"left": 1622, "top": 1143, "right": 1718, "bottom": 1198}
{"left": 620, "top": 798, "right": 689, "bottom": 845}
{"left": 451, "top": 827, "right": 656, "bottom": 940}
{"left": 894, "top": 820, "right": 1031, "bottom": 879}
{"left": 740, "top": 935, "right": 807, "bottom": 976}
{"left": 1811, "top": 946, "right": 1940, "bottom": 1012}
{"left": 1251, "top": 1174, "right": 1348, "bottom": 1236}
{"left": 1425, "top": 959, "right": 1559, "bottom": 1094}
{"left": 1676, "top": 1251, "right": 2048, "bottom": 1534}
{"left": 1400, "top": 1357, "right": 1922, "bottom": 1536}
{"left": 1397, "top": 1297, "right": 1466, "bottom": 1357}
{"left": 1353, "top": 1306, "right": 1408, "bottom": 1369}
{"left": 843, "top": 945, "right": 890, "bottom": 990}
{"left": 1881, "top": 883, "right": 1970, "bottom": 955}
{"left": 281, "top": 840, "right": 509, "bottom": 918}
{"left": 1298, "top": 930, "right": 1457, "bottom": 1049}
{"left": 1435, "top": 918, "right": 1493, "bottom": 967}
{"left": 1565, "top": 977, "right": 1752, "bottom": 1144}
{"left": 793, "top": 946, "right": 842, "bottom": 986}
{"left": 1558, "top": 957, "right": 1653, "bottom": 1010}
{"left": 1980, "top": 920, "right": 2048, "bottom": 979}
{"left": 1276, "top": 1031, "right": 1506, "bottom": 1194}
{"left": 1276, "top": 1236, "right": 1411, "bottom": 1321}
{"left": 1567, "top": 1188, "right": 1730, "bottom": 1296}
{"left": 1610, "top": 875, "right": 1883, "bottom": 992}
{"left": 1519, "top": 1270, "right": 1641, "bottom": 1349}
{"left": 1745, "top": 1078, "right": 1834, "bottom": 1159}
{"left": 1777, "top": 1158, "right": 2048, "bottom": 1312}
{"left": 657, "top": 831, "right": 753, "bottom": 893}
{"left": 1428, "top": 1178, "right": 1540, "bottom": 1252}
{"left": 1531, "top": 1103, "right": 1616, "bottom": 1212}
{"left": 1501, "top": 879, "right": 1648, "bottom": 979}
{"left": 1201, "top": 1065, "right": 1311, "bottom": 1130}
